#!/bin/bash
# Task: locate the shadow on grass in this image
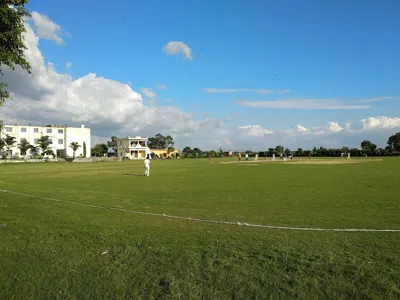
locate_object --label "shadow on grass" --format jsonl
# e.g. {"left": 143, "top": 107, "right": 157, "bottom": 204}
{"left": 122, "top": 173, "right": 145, "bottom": 176}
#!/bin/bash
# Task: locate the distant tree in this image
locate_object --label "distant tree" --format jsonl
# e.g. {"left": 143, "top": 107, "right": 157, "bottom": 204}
{"left": 0, "top": 0, "right": 32, "bottom": 106}
{"left": 18, "top": 139, "right": 31, "bottom": 155}
{"left": 92, "top": 143, "right": 108, "bottom": 156}
{"left": 361, "top": 140, "right": 377, "bottom": 155}
{"left": 297, "top": 148, "right": 303, "bottom": 156}
{"left": 275, "top": 145, "right": 284, "bottom": 155}
{"left": 0, "top": 138, "right": 5, "bottom": 152}
{"left": 37, "top": 136, "right": 51, "bottom": 156}
{"left": 107, "top": 136, "right": 118, "bottom": 150}
{"left": 83, "top": 141, "right": 87, "bottom": 157}
{"left": 182, "top": 146, "right": 191, "bottom": 154}
{"left": 29, "top": 145, "right": 38, "bottom": 156}
{"left": 387, "top": 132, "right": 400, "bottom": 152}
{"left": 285, "top": 148, "right": 291, "bottom": 156}
{"left": 148, "top": 133, "right": 174, "bottom": 149}
{"left": 4, "top": 135, "right": 16, "bottom": 154}
{"left": 69, "top": 142, "right": 81, "bottom": 158}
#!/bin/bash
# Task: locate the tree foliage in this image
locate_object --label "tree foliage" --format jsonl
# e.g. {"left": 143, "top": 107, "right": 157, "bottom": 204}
{"left": 387, "top": 132, "right": 400, "bottom": 152}
{"left": 83, "top": 141, "right": 87, "bottom": 157}
{"left": 4, "top": 134, "right": 15, "bottom": 151}
{"left": 0, "top": 0, "right": 32, "bottom": 106}
{"left": 69, "top": 142, "right": 81, "bottom": 157}
{"left": 360, "top": 140, "right": 377, "bottom": 154}
{"left": 91, "top": 143, "right": 108, "bottom": 156}
{"left": 148, "top": 133, "right": 174, "bottom": 150}
{"left": 275, "top": 145, "right": 284, "bottom": 154}
{"left": 37, "top": 135, "right": 51, "bottom": 155}
{"left": 17, "top": 138, "right": 30, "bottom": 154}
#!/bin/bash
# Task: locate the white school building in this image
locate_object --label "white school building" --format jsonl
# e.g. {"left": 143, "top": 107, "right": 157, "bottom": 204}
{"left": 0, "top": 124, "right": 91, "bottom": 158}
{"left": 116, "top": 136, "right": 151, "bottom": 160}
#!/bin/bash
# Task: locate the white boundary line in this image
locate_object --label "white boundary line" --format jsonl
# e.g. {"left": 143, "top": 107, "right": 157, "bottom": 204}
{"left": 1, "top": 189, "right": 399, "bottom": 232}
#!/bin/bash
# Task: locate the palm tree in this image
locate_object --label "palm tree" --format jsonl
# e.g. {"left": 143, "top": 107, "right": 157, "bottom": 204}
{"left": 69, "top": 142, "right": 81, "bottom": 158}
{"left": 18, "top": 139, "right": 31, "bottom": 156}
{"left": 4, "top": 135, "right": 16, "bottom": 156}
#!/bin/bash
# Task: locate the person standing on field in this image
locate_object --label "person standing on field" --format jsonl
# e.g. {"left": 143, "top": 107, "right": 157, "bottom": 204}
{"left": 144, "top": 155, "right": 151, "bottom": 176}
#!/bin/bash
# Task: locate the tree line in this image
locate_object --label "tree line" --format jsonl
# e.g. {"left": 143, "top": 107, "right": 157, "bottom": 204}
{"left": 183, "top": 132, "right": 400, "bottom": 158}
{"left": 92, "top": 132, "right": 400, "bottom": 158}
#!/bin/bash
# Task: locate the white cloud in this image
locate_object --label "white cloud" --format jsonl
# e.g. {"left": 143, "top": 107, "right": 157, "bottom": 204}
{"left": 30, "top": 11, "right": 65, "bottom": 45}
{"left": 235, "top": 99, "right": 372, "bottom": 110}
{"left": 166, "top": 98, "right": 173, "bottom": 103}
{"left": 157, "top": 84, "right": 166, "bottom": 90}
{"left": 296, "top": 125, "right": 309, "bottom": 133}
{"left": 163, "top": 41, "right": 193, "bottom": 60}
{"left": 205, "top": 88, "right": 289, "bottom": 94}
{"left": 66, "top": 61, "right": 72, "bottom": 68}
{"left": 326, "top": 121, "right": 344, "bottom": 133}
{"left": 140, "top": 88, "right": 157, "bottom": 105}
{"left": 238, "top": 125, "right": 273, "bottom": 137}
{"left": 359, "top": 116, "right": 400, "bottom": 130}
{"left": 357, "top": 96, "right": 399, "bottom": 103}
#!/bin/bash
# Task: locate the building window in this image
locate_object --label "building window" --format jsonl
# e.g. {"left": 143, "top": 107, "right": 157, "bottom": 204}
{"left": 21, "top": 127, "right": 27, "bottom": 133}
{"left": 5, "top": 127, "right": 12, "bottom": 132}
{"left": 58, "top": 139, "right": 63, "bottom": 145}
{"left": 34, "top": 138, "right": 39, "bottom": 144}
{"left": 34, "top": 128, "right": 39, "bottom": 133}
{"left": 58, "top": 129, "right": 63, "bottom": 134}
{"left": 20, "top": 138, "right": 27, "bottom": 143}
{"left": 47, "top": 128, "right": 52, "bottom": 134}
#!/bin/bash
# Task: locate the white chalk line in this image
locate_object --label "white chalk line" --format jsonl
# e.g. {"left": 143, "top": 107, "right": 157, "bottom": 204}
{"left": 1, "top": 189, "right": 399, "bottom": 232}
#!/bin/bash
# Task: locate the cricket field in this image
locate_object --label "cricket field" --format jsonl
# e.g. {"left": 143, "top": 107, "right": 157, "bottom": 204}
{"left": 0, "top": 157, "right": 399, "bottom": 299}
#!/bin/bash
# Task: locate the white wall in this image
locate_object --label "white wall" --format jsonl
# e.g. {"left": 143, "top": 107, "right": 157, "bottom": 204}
{"left": 65, "top": 125, "right": 91, "bottom": 158}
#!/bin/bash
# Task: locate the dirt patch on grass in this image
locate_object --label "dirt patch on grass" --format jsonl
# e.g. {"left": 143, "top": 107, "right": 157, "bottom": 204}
{"left": 218, "top": 159, "right": 382, "bottom": 165}
{"left": 288, "top": 159, "right": 382, "bottom": 165}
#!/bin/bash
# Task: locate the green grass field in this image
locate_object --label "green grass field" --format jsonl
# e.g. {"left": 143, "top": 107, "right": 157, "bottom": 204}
{"left": 0, "top": 157, "right": 399, "bottom": 299}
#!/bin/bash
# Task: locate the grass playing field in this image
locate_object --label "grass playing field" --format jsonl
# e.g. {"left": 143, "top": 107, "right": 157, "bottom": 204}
{"left": 0, "top": 157, "right": 399, "bottom": 299}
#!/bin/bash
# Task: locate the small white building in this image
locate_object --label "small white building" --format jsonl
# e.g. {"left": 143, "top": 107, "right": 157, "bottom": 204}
{"left": 116, "top": 136, "right": 151, "bottom": 160}
{"left": 0, "top": 124, "right": 91, "bottom": 158}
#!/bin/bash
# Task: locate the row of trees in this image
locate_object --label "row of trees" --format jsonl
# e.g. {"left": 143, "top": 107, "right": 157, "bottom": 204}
{"left": 181, "top": 133, "right": 400, "bottom": 158}
{"left": 91, "top": 132, "right": 400, "bottom": 158}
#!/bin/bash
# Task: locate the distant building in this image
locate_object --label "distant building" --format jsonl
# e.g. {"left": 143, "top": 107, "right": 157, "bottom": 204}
{"left": 151, "top": 148, "right": 181, "bottom": 159}
{"left": 0, "top": 124, "right": 91, "bottom": 158}
{"left": 115, "top": 136, "right": 151, "bottom": 160}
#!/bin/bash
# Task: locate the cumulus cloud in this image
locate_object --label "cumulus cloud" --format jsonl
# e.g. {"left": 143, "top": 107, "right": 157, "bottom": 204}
{"left": 163, "top": 41, "right": 193, "bottom": 60}
{"left": 66, "top": 61, "right": 72, "bottom": 68}
{"left": 30, "top": 11, "right": 65, "bottom": 45}
{"left": 205, "top": 88, "right": 289, "bottom": 94}
{"left": 238, "top": 125, "right": 273, "bottom": 137}
{"left": 235, "top": 99, "right": 372, "bottom": 110}
{"left": 140, "top": 88, "right": 158, "bottom": 105}
{"left": 157, "top": 84, "right": 166, "bottom": 90}
{"left": 360, "top": 116, "right": 400, "bottom": 130}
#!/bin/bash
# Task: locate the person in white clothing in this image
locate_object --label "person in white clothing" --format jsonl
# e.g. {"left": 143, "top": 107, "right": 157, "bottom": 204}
{"left": 254, "top": 154, "right": 258, "bottom": 161}
{"left": 144, "top": 155, "right": 151, "bottom": 176}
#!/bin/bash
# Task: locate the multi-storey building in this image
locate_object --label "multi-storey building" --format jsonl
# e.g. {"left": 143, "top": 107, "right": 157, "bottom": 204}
{"left": 0, "top": 124, "right": 91, "bottom": 158}
{"left": 116, "top": 136, "right": 151, "bottom": 160}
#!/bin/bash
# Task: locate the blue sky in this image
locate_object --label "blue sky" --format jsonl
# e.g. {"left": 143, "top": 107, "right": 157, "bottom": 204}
{"left": 1, "top": 0, "right": 399, "bottom": 149}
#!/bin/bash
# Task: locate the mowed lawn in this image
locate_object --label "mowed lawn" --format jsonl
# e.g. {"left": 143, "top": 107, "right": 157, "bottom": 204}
{"left": 0, "top": 157, "right": 399, "bottom": 299}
